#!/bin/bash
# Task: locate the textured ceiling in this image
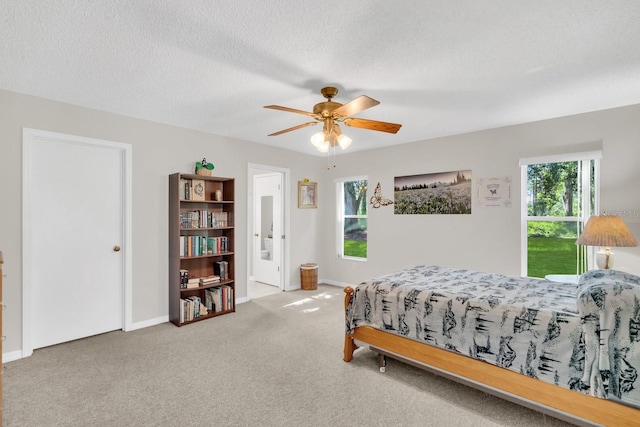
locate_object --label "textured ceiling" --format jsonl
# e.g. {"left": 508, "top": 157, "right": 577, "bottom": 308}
{"left": 2, "top": 1, "right": 640, "bottom": 156}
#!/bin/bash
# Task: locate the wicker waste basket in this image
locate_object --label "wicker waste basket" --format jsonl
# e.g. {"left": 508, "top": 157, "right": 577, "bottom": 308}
{"left": 300, "top": 263, "right": 318, "bottom": 290}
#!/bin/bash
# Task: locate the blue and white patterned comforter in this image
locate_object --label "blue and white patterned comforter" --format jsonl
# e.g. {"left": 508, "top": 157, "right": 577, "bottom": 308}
{"left": 346, "top": 265, "right": 640, "bottom": 407}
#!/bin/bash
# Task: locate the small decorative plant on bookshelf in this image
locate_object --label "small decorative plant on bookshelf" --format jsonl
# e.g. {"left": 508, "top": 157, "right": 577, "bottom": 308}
{"left": 195, "top": 157, "right": 214, "bottom": 176}
{"left": 169, "top": 172, "right": 235, "bottom": 326}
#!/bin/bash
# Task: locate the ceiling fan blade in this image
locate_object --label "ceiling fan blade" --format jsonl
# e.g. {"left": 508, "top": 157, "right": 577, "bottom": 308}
{"left": 343, "top": 117, "right": 402, "bottom": 134}
{"left": 332, "top": 95, "right": 380, "bottom": 118}
{"left": 268, "top": 121, "right": 318, "bottom": 136}
{"left": 264, "top": 105, "right": 321, "bottom": 119}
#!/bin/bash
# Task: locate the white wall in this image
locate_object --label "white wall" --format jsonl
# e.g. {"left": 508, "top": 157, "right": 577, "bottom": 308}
{"left": 0, "top": 89, "right": 324, "bottom": 357}
{"left": 318, "top": 104, "right": 640, "bottom": 287}
{"left": 2, "top": 88, "right": 639, "bottom": 359}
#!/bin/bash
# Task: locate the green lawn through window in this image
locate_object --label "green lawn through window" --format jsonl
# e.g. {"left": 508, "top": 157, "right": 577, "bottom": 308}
{"left": 528, "top": 236, "right": 582, "bottom": 278}
{"left": 346, "top": 237, "right": 578, "bottom": 273}
{"left": 344, "top": 240, "right": 367, "bottom": 258}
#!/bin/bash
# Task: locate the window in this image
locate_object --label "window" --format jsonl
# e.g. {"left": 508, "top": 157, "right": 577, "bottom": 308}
{"left": 520, "top": 152, "right": 600, "bottom": 278}
{"left": 336, "top": 177, "right": 368, "bottom": 260}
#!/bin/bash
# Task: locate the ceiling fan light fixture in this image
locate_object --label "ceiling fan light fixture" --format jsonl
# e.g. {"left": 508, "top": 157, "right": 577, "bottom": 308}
{"left": 310, "top": 131, "right": 325, "bottom": 148}
{"left": 317, "top": 141, "right": 329, "bottom": 152}
{"left": 337, "top": 134, "right": 352, "bottom": 150}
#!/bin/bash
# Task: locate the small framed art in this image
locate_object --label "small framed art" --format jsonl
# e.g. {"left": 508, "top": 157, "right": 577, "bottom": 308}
{"left": 298, "top": 181, "right": 317, "bottom": 208}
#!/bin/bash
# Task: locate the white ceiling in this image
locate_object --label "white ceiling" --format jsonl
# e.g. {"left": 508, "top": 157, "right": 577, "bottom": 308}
{"left": 2, "top": 1, "right": 640, "bottom": 156}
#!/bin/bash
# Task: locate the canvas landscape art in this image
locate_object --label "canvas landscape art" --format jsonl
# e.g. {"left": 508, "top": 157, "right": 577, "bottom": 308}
{"left": 394, "top": 170, "right": 472, "bottom": 214}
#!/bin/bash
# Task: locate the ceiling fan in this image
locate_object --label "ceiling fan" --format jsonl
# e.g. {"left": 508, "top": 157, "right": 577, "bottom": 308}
{"left": 264, "top": 87, "right": 402, "bottom": 152}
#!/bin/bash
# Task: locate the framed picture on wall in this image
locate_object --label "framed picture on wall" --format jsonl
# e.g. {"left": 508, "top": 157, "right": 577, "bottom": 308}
{"left": 394, "top": 169, "right": 472, "bottom": 214}
{"left": 298, "top": 181, "right": 317, "bottom": 208}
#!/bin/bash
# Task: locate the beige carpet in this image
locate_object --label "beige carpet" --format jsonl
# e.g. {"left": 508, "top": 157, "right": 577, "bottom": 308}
{"left": 3, "top": 284, "right": 575, "bottom": 426}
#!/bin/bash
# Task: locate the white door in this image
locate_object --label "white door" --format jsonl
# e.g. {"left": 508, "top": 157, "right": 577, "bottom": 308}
{"left": 253, "top": 173, "right": 281, "bottom": 286}
{"left": 24, "top": 130, "right": 125, "bottom": 350}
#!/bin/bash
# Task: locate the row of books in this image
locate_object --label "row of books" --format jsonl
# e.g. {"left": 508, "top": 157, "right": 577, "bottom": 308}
{"left": 204, "top": 285, "right": 234, "bottom": 313}
{"left": 180, "top": 296, "right": 209, "bottom": 322}
{"left": 180, "top": 235, "right": 230, "bottom": 257}
{"left": 180, "top": 210, "right": 232, "bottom": 229}
{"left": 214, "top": 260, "right": 230, "bottom": 281}
{"left": 179, "top": 269, "right": 221, "bottom": 289}
{"left": 179, "top": 285, "right": 234, "bottom": 322}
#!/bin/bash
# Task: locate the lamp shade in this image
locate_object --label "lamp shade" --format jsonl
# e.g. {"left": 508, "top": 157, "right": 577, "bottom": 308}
{"left": 576, "top": 215, "right": 638, "bottom": 247}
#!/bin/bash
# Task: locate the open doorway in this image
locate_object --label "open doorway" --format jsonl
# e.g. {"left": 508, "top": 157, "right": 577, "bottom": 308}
{"left": 247, "top": 164, "right": 290, "bottom": 300}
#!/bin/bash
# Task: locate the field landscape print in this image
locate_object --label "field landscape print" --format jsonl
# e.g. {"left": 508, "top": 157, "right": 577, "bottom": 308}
{"left": 394, "top": 170, "right": 472, "bottom": 214}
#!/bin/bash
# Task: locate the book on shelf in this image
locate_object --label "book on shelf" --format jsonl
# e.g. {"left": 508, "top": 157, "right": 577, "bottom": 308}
{"left": 181, "top": 298, "right": 193, "bottom": 322}
{"left": 200, "top": 274, "right": 220, "bottom": 285}
{"left": 189, "top": 298, "right": 194, "bottom": 320}
{"left": 179, "top": 269, "right": 189, "bottom": 289}
{"left": 223, "top": 284, "right": 234, "bottom": 311}
{"left": 191, "top": 179, "right": 206, "bottom": 201}
{"left": 222, "top": 284, "right": 233, "bottom": 311}
{"left": 204, "top": 288, "right": 215, "bottom": 311}
{"left": 186, "top": 277, "right": 200, "bottom": 289}
{"left": 214, "top": 260, "right": 229, "bottom": 281}
{"left": 194, "top": 296, "right": 202, "bottom": 317}
{"left": 182, "top": 179, "right": 192, "bottom": 200}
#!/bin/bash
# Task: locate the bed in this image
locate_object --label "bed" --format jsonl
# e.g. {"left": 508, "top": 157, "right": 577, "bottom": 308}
{"left": 343, "top": 265, "right": 640, "bottom": 426}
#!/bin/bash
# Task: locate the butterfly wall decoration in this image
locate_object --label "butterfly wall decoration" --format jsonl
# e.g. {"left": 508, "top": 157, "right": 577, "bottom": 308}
{"left": 369, "top": 182, "right": 393, "bottom": 208}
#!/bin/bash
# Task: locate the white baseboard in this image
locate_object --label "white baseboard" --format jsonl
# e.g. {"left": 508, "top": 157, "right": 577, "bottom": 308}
{"left": 320, "top": 278, "right": 351, "bottom": 288}
{"left": 4, "top": 315, "right": 168, "bottom": 363}
{"left": 126, "top": 315, "right": 168, "bottom": 331}
{"left": 3, "top": 349, "right": 24, "bottom": 363}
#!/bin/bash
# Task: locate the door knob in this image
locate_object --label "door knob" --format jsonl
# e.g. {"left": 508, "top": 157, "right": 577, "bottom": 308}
{"left": 113, "top": 245, "right": 121, "bottom": 252}
{"left": 254, "top": 233, "right": 259, "bottom": 237}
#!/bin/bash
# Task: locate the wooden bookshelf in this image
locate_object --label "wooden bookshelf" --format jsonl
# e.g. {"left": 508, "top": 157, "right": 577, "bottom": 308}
{"left": 169, "top": 174, "right": 235, "bottom": 326}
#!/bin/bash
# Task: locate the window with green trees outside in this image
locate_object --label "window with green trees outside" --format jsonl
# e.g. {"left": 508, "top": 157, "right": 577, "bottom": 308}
{"left": 337, "top": 178, "right": 368, "bottom": 259}
{"left": 523, "top": 157, "right": 599, "bottom": 278}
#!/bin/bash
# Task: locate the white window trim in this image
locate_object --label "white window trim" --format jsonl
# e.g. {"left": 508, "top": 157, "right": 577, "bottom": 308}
{"left": 518, "top": 150, "right": 602, "bottom": 166}
{"left": 335, "top": 176, "right": 368, "bottom": 260}
{"left": 520, "top": 153, "right": 600, "bottom": 277}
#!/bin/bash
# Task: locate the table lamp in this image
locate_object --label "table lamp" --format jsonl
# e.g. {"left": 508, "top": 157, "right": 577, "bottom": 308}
{"left": 576, "top": 215, "right": 638, "bottom": 269}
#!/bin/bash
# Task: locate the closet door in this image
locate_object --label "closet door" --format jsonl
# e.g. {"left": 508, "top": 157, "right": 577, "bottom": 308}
{"left": 24, "top": 130, "right": 125, "bottom": 350}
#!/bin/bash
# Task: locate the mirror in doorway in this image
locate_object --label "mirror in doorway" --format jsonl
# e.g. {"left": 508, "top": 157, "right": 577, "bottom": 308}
{"left": 261, "top": 195, "right": 273, "bottom": 261}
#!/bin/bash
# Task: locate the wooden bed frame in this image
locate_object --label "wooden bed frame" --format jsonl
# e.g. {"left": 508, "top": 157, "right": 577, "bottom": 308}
{"left": 343, "top": 287, "right": 640, "bottom": 427}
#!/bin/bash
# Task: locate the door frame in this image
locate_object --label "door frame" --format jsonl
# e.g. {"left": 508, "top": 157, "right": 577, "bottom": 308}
{"left": 247, "top": 163, "right": 290, "bottom": 296}
{"left": 22, "top": 128, "right": 133, "bottom": 358}
{"left": 253, "top": 172, "right": 282, "bottom": 287}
